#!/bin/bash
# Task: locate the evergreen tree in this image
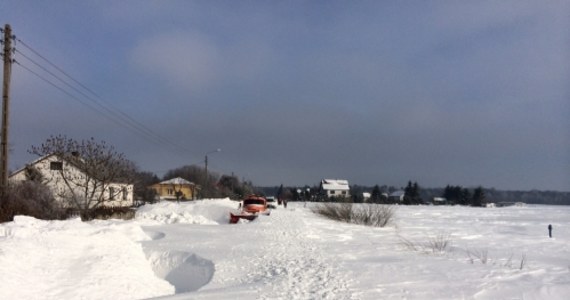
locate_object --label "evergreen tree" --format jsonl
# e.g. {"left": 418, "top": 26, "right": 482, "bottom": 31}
{"left": 472, "top": 186, "right": 486, "bottom": 207}
{"left": 371, "top": 185, "right": 381, "bottom": 203}
{"left": 413, "top": 182, "right": 421, "bottom": 204}
{"left": 460, "top": 188, "right": 471, "bottom": 206}
{"left": 404, "top": 181, "right": 420, "bottom": 205}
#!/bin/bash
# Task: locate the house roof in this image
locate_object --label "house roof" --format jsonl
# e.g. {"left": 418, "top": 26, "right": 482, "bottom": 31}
{"left": 158, "top": 177, "right": 195, "bottom": 185}
{"left": 9, "top": 153, "right": 133, "bottom": 185}
{"left": 321, "top": 179, "right": 350, "bottom": 191}
{"left": 9, "top": 153, "right": 59, "bottom": 178}
{"left": 389, "top": 190, "right": 405, "bottom": 197}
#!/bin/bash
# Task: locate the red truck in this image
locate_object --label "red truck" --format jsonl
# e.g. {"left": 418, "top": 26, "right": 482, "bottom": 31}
{"left": 229, "top": 195, "right": 271, "bottom": 224}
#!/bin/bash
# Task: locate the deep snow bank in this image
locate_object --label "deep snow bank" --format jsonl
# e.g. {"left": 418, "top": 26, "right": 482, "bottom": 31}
{"left": 136, "top": 198, "right": 238, "bottom": 224}
{"left": 0, "top": 199, "right": 238, "bottom": 300}
{"left": 0, "top": 216, "right": 175, "bottom": 300}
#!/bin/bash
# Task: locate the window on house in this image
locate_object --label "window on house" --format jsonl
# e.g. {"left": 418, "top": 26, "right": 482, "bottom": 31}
{"left": 341, "top": 191, "right": 347, "bottom": 195}
{"left": 50, "top": 161, "right": 63, "bottom": 170}
{"left": 168, "top": 189, "right": 174, "bottom": 195}
{"left": 109, "top": 187, "right": 115, "bottom": 200}
{"left": 122, "top": 187, "right": 128, "bottom": 200}
{"left": 330, "top": 190, "right": 336, "bottom": 195}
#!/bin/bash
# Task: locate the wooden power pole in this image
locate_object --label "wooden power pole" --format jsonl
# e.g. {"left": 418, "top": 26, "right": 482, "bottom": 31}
{"left": 1, "top": 24, "right": 12, "bottom": 198}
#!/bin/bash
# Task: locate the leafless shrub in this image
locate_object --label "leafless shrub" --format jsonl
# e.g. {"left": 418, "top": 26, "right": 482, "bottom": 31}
{"left": 426, "top": 233, "right": 452, "bottom": 253}
{"left": 399, "top": 232, "right": 452, "bottom": 254}
{"left": 503, "top": 252, "right": 514, "bottom": 268}
{"left": 519, "top": 253, "right": 527, "bottom": 270}
{"left": 311, "top": 202, "right": 353, "bottom": 222}
{"left": 311, "top": 203, "right": 395, "bottom": 227}
{"left": 467, "top": 248, "right": 489, "bottom": 264}
{"left": 399, "top": 236, "right": 421, "bottom": 252}
{"left": 80, "top": 206, "right": 135, "bottom": 221}
{"left": 464, "top": 249, "right": 527, "bottom": 270}
{"left": 1, "top": 181, "right": 67, "bottom": 222}
{"left": 352, "top": 204, "right": 395, "bottom": 227}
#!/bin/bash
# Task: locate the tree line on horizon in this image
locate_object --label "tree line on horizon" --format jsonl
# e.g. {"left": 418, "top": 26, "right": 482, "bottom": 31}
{"left": 257, "top": 182, "right": 570, "bottom": 206}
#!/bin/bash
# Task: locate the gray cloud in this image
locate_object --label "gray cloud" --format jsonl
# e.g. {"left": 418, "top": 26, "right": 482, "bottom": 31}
{"left": 1, "top": 1, "right": 568, "bottom": 191}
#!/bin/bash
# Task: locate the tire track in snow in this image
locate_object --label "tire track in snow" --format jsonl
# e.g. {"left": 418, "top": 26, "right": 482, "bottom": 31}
{"left": 247, "top": 208, "right": 355, "bottom": 300}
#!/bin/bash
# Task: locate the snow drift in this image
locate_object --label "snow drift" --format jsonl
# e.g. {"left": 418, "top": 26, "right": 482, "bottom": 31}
{"left": 1, "top": 199, "right": 569, "bottom": 299}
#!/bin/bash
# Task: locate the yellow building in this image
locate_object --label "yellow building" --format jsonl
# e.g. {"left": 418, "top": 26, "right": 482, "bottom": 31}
{"left": 150, "top": 177, "right": 199, "bottom": 200}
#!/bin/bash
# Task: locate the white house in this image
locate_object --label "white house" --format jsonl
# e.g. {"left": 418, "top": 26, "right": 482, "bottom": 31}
{"left": 388, "top": 190, "right": 405, "bottom": 202}
{"left": 9, "top": 153, "right": 134, "bottom": 208}
{"left": 432, "top": 197, "right": 447, "bottom": 205}
{"left": 320, "top": 179, "right": 350, "bottom": 198}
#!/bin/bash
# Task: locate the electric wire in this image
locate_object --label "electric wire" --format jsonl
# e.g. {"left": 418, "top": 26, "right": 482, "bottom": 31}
{"left": 14, "top": 45, "right": 192, "bottom": 153}
{"left": 15, "top": 40, "right": 185, "bottom": 152}
{"left": 14, "top": 48, "right": 180, "bottom": 149}
{"left": 11, "top": 37, "right": 196, "bottom": 158}
{"left": 14, "top": 60, "right": 151, "bottom": 135}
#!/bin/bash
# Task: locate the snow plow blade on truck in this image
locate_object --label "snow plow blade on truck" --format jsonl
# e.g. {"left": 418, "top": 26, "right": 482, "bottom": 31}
{"left": 229, "top": 195, "right": 270, "bottom": 224}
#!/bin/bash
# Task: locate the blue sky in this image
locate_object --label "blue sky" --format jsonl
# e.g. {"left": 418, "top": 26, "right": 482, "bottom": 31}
{"left": 1, "top": 1, "right": 568, "bottom": 191}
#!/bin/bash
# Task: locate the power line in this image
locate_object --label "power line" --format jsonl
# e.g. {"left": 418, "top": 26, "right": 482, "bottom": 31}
{"left": 14, "top": 60, "right": 144, "bottom": 132}
{"left": 16, "top": 38, "right": 103, "bottom": 99}
{"left": 12, "top": 36, "right": 197, "bottom": 158}
{"left": 14, "top": 49, "right": 176, "bottom": 148}
{"left": 14, "top": 46, "right": 184, "bottom": 151}
{"left": 14, "top": 59, "right": 191, "bottom": 154}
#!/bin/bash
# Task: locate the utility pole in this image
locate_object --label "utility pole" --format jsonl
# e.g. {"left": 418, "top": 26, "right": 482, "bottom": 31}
{"left": 203, "top": 148, "right": 221, "bottom": 199}
{"left": 204, "top": 154, "right": 208, "bottom": 183}
{"left": 1, "top": 24, "right": 13, "bottom": 199}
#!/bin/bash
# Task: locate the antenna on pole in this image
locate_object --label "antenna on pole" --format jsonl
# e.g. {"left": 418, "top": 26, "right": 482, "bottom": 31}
{"left": 1, "top": 24, "right": 13, "bottom": 199}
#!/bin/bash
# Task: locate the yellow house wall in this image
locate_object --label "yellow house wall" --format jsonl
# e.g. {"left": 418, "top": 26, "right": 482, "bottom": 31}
{"left": 151, "top": 183, "right": 196, "bottom": 200}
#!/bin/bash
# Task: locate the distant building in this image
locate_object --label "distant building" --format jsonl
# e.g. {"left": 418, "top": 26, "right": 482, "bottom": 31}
{"left": 320, "top": 179, "right": 350, "bottom": 199}
{"left": 10, "top": 153, "right": 134, "bottom": 208}
{"left": 388, "top": 190, "right": 405, "bottom": 203}
{"left": 432, "top": 197, "right": 447, "bottom": 205}
{"left": 149, "top": 177, "right": 199, "bottom": 200}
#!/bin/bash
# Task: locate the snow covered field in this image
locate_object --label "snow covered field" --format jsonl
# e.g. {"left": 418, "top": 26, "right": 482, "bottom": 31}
{"left": 1, "top": 199, "right": 569, "bottom": 299}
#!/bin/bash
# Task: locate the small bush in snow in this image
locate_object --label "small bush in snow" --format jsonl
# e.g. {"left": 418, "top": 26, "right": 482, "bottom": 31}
{"left": 0, "top": 181, "right": 66, "bottom": 222}
{"left": 399, "top": 232, "right": 452, "bottom": 254}
{"left": 467, "top": 248, "right": 489, "bottom": 264}
{"left": 427, "top": 233, "right": 452, "bottom": 254}
{"left": 352, "top": 204, "right": 396, "bottom": 227}
{"left": 466, "top": 249, "right": 527, "bottom": 270}
{"left": 311, "top": 202, "right": 395, "bottom": 227}
{"left": 519, "top": 253, "right": 527, "bottom": 270}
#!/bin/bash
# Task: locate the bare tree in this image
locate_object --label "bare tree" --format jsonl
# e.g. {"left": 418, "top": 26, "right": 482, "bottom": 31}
{"left": 132, "top": 170, "right": 159, "bottom": 205}
{"left": 29, "top": 135, "right": 137, "bottom": 214}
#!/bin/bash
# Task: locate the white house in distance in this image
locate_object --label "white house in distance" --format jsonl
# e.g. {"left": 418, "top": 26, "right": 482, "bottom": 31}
{"left": 388, "top": 190, "right": 405, "bottom": 202}
{"left": 9, "top": 153, "right": 134, "bottom": 208}
{"left": 320, "top": 179, "right": 350, "bottom": 198}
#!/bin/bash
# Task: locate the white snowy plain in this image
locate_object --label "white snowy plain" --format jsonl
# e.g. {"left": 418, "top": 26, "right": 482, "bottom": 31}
{"left": 1, "top": 199, "right": 569, "bottom": 300}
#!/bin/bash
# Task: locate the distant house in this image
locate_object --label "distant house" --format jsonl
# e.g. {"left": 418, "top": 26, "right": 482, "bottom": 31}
{"left": 388, "top": 190, "right": 405, "bottom": 203}
{"left": 432, "top": 197, "right": 448, "bottom": 205}
{"left": 150, "top": 177, "right": 199, "bottom": 201}
{"left": 320, "top": 179, "right": 350, "bottom": 199}
{"left": 9, "top": 153, "right": 134, "bottom": 208}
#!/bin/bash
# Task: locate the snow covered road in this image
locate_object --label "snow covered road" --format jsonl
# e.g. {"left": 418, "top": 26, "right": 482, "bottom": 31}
{"left": 144, "top": 203, "right": 355, "bottom": 299}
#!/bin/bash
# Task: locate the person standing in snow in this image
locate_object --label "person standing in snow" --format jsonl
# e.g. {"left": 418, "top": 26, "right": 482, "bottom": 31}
{"left": 548, "top": 224, "right": 552, "bottom": 238}
{"left": 283, "top": 199, "right": 288, "bottom": 209}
